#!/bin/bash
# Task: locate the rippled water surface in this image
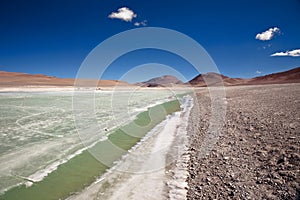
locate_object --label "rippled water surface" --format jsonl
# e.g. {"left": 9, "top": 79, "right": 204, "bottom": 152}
{"left": 0, "top": 89, "right": 184, "bottom": 193}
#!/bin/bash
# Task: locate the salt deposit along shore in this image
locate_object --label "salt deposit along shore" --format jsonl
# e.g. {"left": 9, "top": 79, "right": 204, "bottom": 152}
{"left": 0, "top": 86, "right": 191, "bottom": 93}
{"left": 0, "top": 86, "right": 75, "bottom": 92}
{"left": 67, "top": 95, "right": 193, "bottom": 200}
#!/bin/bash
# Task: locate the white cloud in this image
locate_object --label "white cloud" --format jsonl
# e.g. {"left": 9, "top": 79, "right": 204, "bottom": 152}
{"left": 255, "top": 70, "right": 262, "bottom": 74}
{"left": 108, "top": 7, "right": 137, "bottom": 22}
{"left": 255, "top": 27, "right": 280, "bottom": 41}
{"left": 271, "top": 52, "right": 288, "bottom": 56}
{"left": 134, "top": 20, "right": 147, "bottom": 27}
{"left": 271, "top": 49, "right": 300, "bottom": 57}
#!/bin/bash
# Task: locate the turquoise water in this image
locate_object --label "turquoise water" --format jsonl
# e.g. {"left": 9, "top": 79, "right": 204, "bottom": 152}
{"left": 0, "top": 89, "right": 186, "bottom": 198}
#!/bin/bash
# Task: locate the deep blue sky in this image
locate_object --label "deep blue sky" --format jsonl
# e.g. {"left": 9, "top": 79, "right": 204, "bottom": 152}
{"left": 0, "top": 0, "right": 299, "bottom": 82}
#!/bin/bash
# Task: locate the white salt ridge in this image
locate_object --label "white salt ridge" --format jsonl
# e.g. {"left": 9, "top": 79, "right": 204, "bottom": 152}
{"left": 27, "top": 144, "right": 90, "bottom": 182}
{"left": 131, "top": 98, "right": 174, "bottom": 113}
{"left": 24, "top": 181, "right": 33, "bottom": 188}
{"left": 102, "top": 95, "right": 194, "bottom": 200}
{"left": 100, "top": 115, "right": 168, "bottom": 175}
{"left": 168, "top": 95, "right": 193, "bottom": 200}
{"left": 101, "top": 113, "right": 182, "bottom": 200}
{"left": 26, "top": 128, "right": 113, "bottom": 184}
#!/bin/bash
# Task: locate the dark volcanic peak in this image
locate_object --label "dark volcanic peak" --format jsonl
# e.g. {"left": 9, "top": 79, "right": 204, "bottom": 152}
{"left": 141, "top": 75, "right": 184, "bottom": 86}
{"left": 189, "top": 72, "right": 228, "bottom": 83}
{"left": 188, "top": 72, "right": 243, "bottom": 86}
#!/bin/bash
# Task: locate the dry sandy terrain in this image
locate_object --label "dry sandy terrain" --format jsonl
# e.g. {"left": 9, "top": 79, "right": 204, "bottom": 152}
{"left": 187, "top": 83, "right": 300, "bottom": 199}
{"left": 0, "top": 71, "right": 131, "bottom": 88}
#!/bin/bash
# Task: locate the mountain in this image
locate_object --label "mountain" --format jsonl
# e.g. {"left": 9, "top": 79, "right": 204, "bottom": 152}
{"left": 188, "top": 67, "right": 300, "bottom": 86}
{"left": 247, "top": 67, "right": 300, "bottom": 85}
{"left": 1, "top": 66, "right": 299, "bottom": 88}
{"left": 188, "top": 72, "right": 247, "bottom": 86}
{"left": 139, "top": 75, "right": 184, "bottom": 87}
{"left": 0, "top": 71, "right": 131, "bottom": 87}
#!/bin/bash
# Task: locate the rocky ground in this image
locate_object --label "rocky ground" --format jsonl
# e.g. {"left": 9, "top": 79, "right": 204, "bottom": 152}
{"left": 187, "top": 83, "right": 300, "bottom": 199}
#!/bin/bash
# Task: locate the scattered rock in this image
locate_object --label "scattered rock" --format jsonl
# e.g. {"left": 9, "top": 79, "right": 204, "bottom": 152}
{"left": 187, "top": 84, "right": 300, "bottom": 200}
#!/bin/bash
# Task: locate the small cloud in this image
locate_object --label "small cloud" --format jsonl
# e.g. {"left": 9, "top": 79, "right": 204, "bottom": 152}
{"left": 108, "top": 7, "right": 137, "bottom": 22}
{"left": 271, "top": 52, "right": 288, "bottom": 56}
{"left": 134, "top": 20, "right": 147, "bottom": 27}
{"left": 255, "top": 70, "right": 262, "bottom": 74}
{"left": 256, "top": 27, "right": 280, "bottom": 41}
{"left": 271, "top": 49, "right": 300, "bottom": 57}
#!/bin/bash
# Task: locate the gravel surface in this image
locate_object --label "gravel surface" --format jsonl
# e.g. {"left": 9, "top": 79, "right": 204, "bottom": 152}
{"left": 187, "top": 83, "right": 300, "bottom": 200}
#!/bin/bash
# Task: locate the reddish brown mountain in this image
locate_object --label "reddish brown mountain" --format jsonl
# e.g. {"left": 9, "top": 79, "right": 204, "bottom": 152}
{"left": 0, "top": 71, "right": 131, "bottom": 87}
{"left": 188, "top": 67, "right": 300, "bottom": 86}
{"left": 247, "top": 67, "right": 300, "bottom": 85}
{"left": 1, "top": 67, "right": 299, "bottom": 88}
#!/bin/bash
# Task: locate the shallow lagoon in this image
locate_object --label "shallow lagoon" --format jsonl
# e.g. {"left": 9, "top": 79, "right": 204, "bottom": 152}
{"left": 0, "top": 89, "right": 187, "bottom": 199}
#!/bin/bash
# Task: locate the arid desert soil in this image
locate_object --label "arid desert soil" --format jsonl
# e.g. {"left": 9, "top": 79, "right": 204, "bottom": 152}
{"left": 187, "top": 83, "right": 300, "bottom": 199}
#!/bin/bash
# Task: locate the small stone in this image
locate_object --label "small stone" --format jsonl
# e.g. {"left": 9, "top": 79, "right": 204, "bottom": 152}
{"left": 195, "top": 185, "right": 202, "bottom": 191}
{"left": 289, "top": 123, "right": 296, "bottom": 129}
{"left": 277, "top": 155, "right": 286, "bottom": 165}
{"left": 229, "top": 191, "right": 234, "bottom": 197}
{"left": 273, "top": 179, "right": 284, "bottom": 185}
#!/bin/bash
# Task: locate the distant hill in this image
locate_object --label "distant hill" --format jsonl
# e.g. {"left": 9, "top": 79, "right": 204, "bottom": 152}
{"left": 188, "top": 72, "right": 247, "bottom": 86}
{"left": 247, "top": 67, "right": 300, "bottom": 85}
{"left": 188, "top": 67, "right": 300, "bottom": 86}
{"left": 1, "top": 67, "right": 299, "bottom": 88}
{"left": 0, "top": 71, "right": 131, "bottom": 87}
{"left": 138, "top": 75, "right": 184, "bottom": 87}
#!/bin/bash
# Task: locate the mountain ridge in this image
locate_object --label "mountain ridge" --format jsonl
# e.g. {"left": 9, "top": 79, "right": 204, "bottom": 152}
{"left": 138, "top": 75, "right": 184, "bottom": 87}
{"left": 0, "top": 66, "right": 299, "bottom": 87}
{"left": 188, "top": 67, "right": 300, "bottom": 86}
{"left": 0, "top": 71, "right": 131, "bottom": 87}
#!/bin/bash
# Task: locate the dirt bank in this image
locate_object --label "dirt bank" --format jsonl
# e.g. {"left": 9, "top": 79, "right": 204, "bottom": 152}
{"left": 187, "top": 83, "right": 300, "bottom": 199}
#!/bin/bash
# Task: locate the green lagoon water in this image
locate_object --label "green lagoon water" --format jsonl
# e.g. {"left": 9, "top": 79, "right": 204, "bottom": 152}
{"left": 0, "top": 90, "right": 183, "bottom": 200}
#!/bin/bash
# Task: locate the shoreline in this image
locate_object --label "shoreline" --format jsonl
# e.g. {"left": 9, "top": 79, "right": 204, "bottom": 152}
{"left": 0, "top": 86, "right": 192, "bottom": 93}
{"left": 22, "top": 96, "right": 177, "bottom": 187}
{"left": 0, "top": 98, "right": 182, "bottom": 200}
{"left": 0, "top": 89, "right": 182, "bottom": 195}
{"left": 166, "top": 95, "right": 194, "bottom": 199}
{"left": 67, "top": 95, "right": 193, "bottom": 200}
